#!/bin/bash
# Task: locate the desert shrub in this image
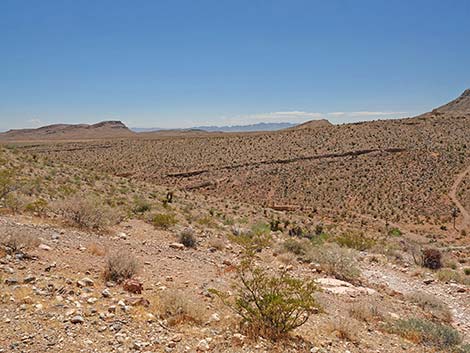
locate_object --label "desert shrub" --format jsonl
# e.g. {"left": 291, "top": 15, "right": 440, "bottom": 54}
{"left": 152, "top": 213, "right": 177, "bottom": 229}
{"left": 132, "top": 197, "right": 151, "bottom": 214}
{"left": 388, "top": 227, "right": 402, "bottom": 237}
{"left": 334, "top": 232, "right": 376, "bottom": 251}
{"left": 406, "top": 292, "right": 452, "bottom": 322}
{"left": 103, "top": 251, "right": 140, "bottom": 283}
{"left": 208, "top": 237, "right": 225, "bottom": 251}
{"left": 156, "top": 290, "right": 205, "bottom": 326}
{"left": 464, "top": 268, "right": 470, "bottom": 276}
{"left": 197, "top": 215, "right": 218, "bottom": 228}
{"left": 269, "top": 219, "right": 281, "bottom": 232}
{"left": 436, "top": 268, "right": 470, "bottom": 285}
{"left": 0, "top": 231, "right": 39, "bottom": 255}
{"left": 24, "top": 198, "right": 48, "bottom": 216}
{"left": 0, "top": 169, "right": 15, "bottom": 199}
{"left": 307, "top": 243, "right": 360, "bottom": 282}
{"left": 348, "top": 299, "right": 383, "bottom": 323}
{"left": 179, "top": 227, "right": 197, "bottom": 248}
{"left": 327, "top": 317, "right": 359, "bottom": 343}
{"left": 250, "top": 222, "right": 271, "bottom": 237}
{"left": 211, "top": 261, "right": 320, "bottom": 340}
{"left": 282, "top": 238, "right": 310, "bottom": 256}
{"left": 421, "top": 248, "right": 442, "bottom": 270}
{"left": 310, "top": 232, "right": 330, "bottom": 246}
{"left": 53, "top": 195, "right": 117, "bottom": 230}
{"left": 392, "top": 318, "right": 462, "bottom": 349}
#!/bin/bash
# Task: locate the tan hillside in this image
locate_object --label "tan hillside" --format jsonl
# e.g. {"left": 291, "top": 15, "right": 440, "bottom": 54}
{"left": 289, "top": 119, "right": 333, "bottom": 130}
{"left": 0, "top": 120, "right": 134, "bottom": 141}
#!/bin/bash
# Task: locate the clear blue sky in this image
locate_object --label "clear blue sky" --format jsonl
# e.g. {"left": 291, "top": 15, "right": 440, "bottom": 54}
{"left": 1, "top": 0, "right": 469, "bottom": 130}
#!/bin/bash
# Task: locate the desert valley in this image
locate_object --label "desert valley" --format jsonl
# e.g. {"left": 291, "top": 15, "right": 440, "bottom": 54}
{"left": 0, "top": 90, "right": 469, "bottom": 352}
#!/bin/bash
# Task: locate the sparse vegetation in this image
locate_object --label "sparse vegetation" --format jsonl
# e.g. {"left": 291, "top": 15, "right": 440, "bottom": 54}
{"left": 391, "top": 318, "right": 462, "bottom": 349}
{"left": 103, "top": 251, "right": 140, "bottom": 283}
{"left": 406, "top": 292, "right": 452, "bottom": 322}
{"left": 179, "top": 227, "right": 197, "bottom": 248}
{"left": 421, "top": 248, "right": 443, "bottom": 270}
{"left": 308, "top": 243, "right": 360, "bottom": 282}
{"left": 53, "top": 194, "right": 118, "bottom": 230}
{"left": 152, "top": 213, "right": 177, "bottom": 229}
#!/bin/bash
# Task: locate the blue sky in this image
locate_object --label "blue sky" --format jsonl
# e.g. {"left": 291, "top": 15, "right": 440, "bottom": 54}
{"left": 1, "top": 0, "right": 469, "bottom": 130}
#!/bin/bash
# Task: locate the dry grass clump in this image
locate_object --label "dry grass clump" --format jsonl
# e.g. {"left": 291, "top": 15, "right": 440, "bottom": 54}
{"left": 391, "top": 318, "right": 462, "bottom": 350}
{"left": 53, "top": 194, "right": 118, "bottom": 230}
{"left": 152, "top": 213, "right": 177, "bottom": 229}
{"left": 88, "top": 242, "right": 106, "bottom": 257}
{"left": 326, "top": 317, "right": 359, "bottom": 343}
{"left": 0, "top": 231, "right": 40, "bottom": 255}
{"left": 348, "top": 298, "right": 383, "bottom": 323}
{"left": 406, "top": 292, "right": 452, "bottom": 322}
{"left": 156, "top": 290, "right": 206, "bottom": 326}
{"left": 307, "top": 243, "right": 360, "bottom": 282}
{"left": 103, "top": 250, "right": 140, "bottom": 283}
{"left": 334, "top": 232, "right": 376, "bottom": 251}
{"left": 436, "top": 268, "right": 470, "bottom": 285}
{"left": 208, "top": 237, "right": 225, "bottom": 251}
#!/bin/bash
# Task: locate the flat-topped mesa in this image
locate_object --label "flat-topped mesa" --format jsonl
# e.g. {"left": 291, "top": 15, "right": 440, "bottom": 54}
{"left": 0, "top": 120, "right": 135, "bottom": 141}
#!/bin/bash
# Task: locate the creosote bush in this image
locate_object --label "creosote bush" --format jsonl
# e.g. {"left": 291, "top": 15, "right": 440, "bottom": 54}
{"left": 211, "top": 257, "right": 320, "bottom": 340}
{"left": 103, "top": 251, "right": 140, "bottom": 283}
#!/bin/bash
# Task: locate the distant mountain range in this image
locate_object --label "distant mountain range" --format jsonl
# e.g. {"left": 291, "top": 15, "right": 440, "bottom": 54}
{"left": 131, "top": 122, "right": 297, "bottom": 133}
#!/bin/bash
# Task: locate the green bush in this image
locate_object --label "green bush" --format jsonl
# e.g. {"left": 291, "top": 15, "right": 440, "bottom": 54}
{"left": 334, "top": 232, "right": 376, "bottom": 251}
{"left": 152, "top": 213, "right": 177, "bottom": 229}
{"left": 392, "top": 318, "right": 462, "bottom": 349}
{"left": 282, "top": 238, "right": 310, "bottom": 256}
{"left": 132, "top": 197, "right": 151, "bottom": 214}
{"left": 211, "top": 260, "right": 320, "bottom": 340}
{"left": 388, "top": 227, "right": 402, "bottom": 237}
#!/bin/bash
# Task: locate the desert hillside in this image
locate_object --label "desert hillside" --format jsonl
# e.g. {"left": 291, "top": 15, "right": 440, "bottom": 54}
{"left": 12, "top": 91, "right": 470, "bottom": 231}
{"left": 0, "top": 144, "right": 469, "bottom": 353}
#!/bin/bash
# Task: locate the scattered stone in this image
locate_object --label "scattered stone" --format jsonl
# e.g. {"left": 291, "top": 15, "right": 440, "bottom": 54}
{"left": 125, "top": 297, "right": 150, "bottom": 307}
{"left": 23, "top": 275, "right": 36, "bottom": 284}
{"left": 197, "top": 339, "right": 210, "bottom": 351}
{"left": 70, "top": 315, "right": 84, "bottom": 324}
{"left": 77, "top": 278, "right": 94, "bottom": 288}
{"left": 169, "top": 243, "right": 185, "bottom": 250}
{"left": 123, "top": 278, "right": 143, "bottom": 294}
{"left": 423, "top": 278, "right": 434, "bottom": 285}
{"left": 38, "top": 244, "right": 51, "bottom": 251}
{"left": 101, "top": 288, "right": 111, "bottom": 298}
{"left": 4, "top": 278, "right": 18, "bottom": 285}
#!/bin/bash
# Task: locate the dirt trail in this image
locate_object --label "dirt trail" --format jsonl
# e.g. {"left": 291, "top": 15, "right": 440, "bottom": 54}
{"left": 363, "top": 266, "right": 470, "bottom": 341}
{"left": 449, "top": 165, "right": 470, "bottom": 231}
